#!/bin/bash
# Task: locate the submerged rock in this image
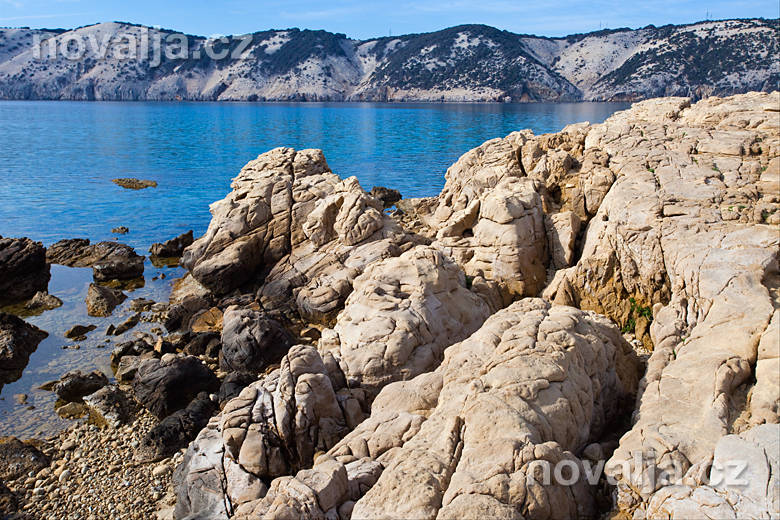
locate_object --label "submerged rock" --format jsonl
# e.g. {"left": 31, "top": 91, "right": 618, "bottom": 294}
{"left": 64, "top": 323, "right": 96, "bottom": 340}
{"left": 0, "top": 313, "right": 48, "bottom": 392}
{"left": 112, "top": 178, "right": 157, "bottom": 189}
{"left": 0, "top": 236, "right": 50, "bottom": 307}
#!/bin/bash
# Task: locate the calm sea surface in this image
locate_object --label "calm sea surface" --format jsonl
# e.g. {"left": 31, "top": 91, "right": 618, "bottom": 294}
{"left": 0, "top": 100, "right": 629, "bottom": 437}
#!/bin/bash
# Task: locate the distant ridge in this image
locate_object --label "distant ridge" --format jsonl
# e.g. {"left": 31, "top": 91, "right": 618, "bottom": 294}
{"left": 0, "top": 18, "right": 776, "bottom": 102}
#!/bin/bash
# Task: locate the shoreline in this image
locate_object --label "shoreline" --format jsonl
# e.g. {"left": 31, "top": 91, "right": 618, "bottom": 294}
{"left": 0, "top": 91, "right": 778, "bottom": 519}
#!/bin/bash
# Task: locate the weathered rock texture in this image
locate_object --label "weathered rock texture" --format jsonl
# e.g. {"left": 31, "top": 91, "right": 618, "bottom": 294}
{"left": 85, "top": 282, "right": 126, "bottom": 317}
{"left": 182, "top": 147, "right": 411, "bottom": 324}
{"left": 132, "top": 355, "right": 219, "bottom": 419}
{"left": 643, "top": 423, "right": 779, "bottom": 519}
{"left": 225, "top": 299, "right": 639, "bottom": 519}
{"left": 537, "top": 93, "right": 780, "bottom": 517}
{"left": 173, "top": 344, "right": 368, "bottom": 518}
{"left": 170, "top": 92, "right": 780, "bottom": 520}
{"left": 150, "top": 230, "right": 194, "bottom": 258}
{"left": 219, "top": 306, "right": 293, "bottom": 374}
{"left": 318, "top": 245, "right": 491, "bottom": 396}
{"left": 0, "top": 236, "right": 50, "bottom": 306}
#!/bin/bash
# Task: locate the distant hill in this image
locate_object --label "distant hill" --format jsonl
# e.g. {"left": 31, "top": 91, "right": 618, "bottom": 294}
{"left": 0, "top": 19, "right": 776, "bottom": 101}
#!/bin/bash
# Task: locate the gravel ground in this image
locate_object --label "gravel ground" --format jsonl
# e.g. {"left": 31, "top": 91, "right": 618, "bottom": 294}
{"left": 4, "top": 410, "right": 179, "bottom": 520}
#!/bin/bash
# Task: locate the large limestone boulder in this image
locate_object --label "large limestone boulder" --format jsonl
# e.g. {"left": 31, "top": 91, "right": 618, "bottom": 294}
{"left": 230, "top": 299, "right": 640, "bottom": 519}
{"left": 413, "top": 122, "right": 607, "bottom": 303}
{"left": 182, "top": 148, "right": 411, "bottom": 325}
{"left": 537, "top": 92, "right": 780, "bottom": 515}
{"left": 0, "top": 236, "right": 50, "bottom": 306}
{"left": 644, "top": 424, "right": 779, "bottom": 519}
{"left": 318, "top": 245, "right": 491, "bottom": 397}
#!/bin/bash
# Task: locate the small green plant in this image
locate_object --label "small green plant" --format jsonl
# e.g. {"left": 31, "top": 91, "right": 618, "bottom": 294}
{"left": 712, "top": 165, "right": 720, "bottom": 173}
{"left": 465, "top": 275, "right": 474, "bottom": 289}
{"left": 692, "top": 157, "right": 698, "bottom": 165}
{"left": 647, "top": 167, "right": 655, "bottom": 173}
{"left": 738, "top": 204, "right": 746, "bottom": 210}
{"left": 622, "top": 297, "right": 653, "bottom": 333}
{"left": 621, "top": 317, "right": 636, "bottom": 334}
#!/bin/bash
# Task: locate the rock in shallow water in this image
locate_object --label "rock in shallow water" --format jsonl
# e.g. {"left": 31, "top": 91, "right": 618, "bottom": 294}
{"left": 0, "top": 312, "right": 48, "bottom": 392}
{"left": 53, "top": 369, "right": 108, "bottom": 402}
{"left": 112, "top": 177, "right": 157, "bottom": 190}
{"left": 85, "top": 282, "right": 126, "bottom": 317}
{"left": 46, "top": 239, "right": 144, "bottom": 281}
{"left": 0, "top": 236, "right": 50, "bottom": 306}
{"left": 149, "top": 230, "right": 194, "bottom": 259}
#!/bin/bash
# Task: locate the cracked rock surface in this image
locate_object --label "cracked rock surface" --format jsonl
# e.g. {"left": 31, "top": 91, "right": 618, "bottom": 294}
{"left": 229, "top": 299, "right": 639, "bottom": 519}
{"left": 181, "top": 147, "right": 412, "bottom": 325}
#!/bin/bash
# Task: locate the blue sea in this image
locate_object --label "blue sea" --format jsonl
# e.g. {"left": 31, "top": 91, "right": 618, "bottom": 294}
{"left": 0, "top": 100, "right": 629, "bottom": 437}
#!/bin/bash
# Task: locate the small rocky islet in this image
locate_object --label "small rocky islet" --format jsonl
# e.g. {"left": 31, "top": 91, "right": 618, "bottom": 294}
{"left": 0, "top": 92, "right": 778, "bottom": 519}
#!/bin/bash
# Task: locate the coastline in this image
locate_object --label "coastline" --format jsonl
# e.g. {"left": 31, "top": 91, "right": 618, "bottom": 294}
{"left": 0, "top": 91, "right": 778, "bottom": 519}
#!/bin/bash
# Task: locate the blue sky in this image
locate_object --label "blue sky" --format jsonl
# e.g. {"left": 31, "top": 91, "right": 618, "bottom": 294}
{"left": 1, "top": 0, "right": 778, "bottom": 39}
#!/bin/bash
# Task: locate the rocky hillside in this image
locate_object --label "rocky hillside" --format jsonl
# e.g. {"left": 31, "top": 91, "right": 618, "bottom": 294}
{"left": 0, "top": 19, "right": 776, "bottom": 101}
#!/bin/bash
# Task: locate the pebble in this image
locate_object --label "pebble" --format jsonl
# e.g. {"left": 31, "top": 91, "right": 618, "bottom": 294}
{"left": 151, "top": 464, "right": 169, "bottom": 478}
{"left": 5, "top": 410, "right": 176, "bottom": 520}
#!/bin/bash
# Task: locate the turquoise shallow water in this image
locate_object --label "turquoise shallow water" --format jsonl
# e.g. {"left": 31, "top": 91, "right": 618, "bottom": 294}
{"left": 0, "top": 100, "right": 629, "bottom": 438}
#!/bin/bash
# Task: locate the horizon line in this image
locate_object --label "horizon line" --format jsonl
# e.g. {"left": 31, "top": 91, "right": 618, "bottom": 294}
{"left": 1, "top": 16, "right": 777, "bottom": 42}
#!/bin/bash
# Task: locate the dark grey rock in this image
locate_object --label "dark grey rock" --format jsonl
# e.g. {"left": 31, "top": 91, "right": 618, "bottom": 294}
{"left": 220, "top": 306, "right": 293, "bottom": 374}
{"left": 136, "top": 393, "right": 217, "bottom": 462}
{"left": 150, "top": 230, "right": 194, "bottom": 258}
{"left": 132, "top": 355, "right": 219, "bottom": 419}
{"left": 83, "top": 384, "right": 133, "bottom": 427}
{"left": 0, "top": 236, "right": 50, "bottom": 306}
{"left": 0, "top": 313, "right": 48, "bottom": 392}
{"left": 370, "top": 186, "right": 402, "bottom": 208}
{"left": 54, "top": 370, "right": 108, "bottom": 402}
